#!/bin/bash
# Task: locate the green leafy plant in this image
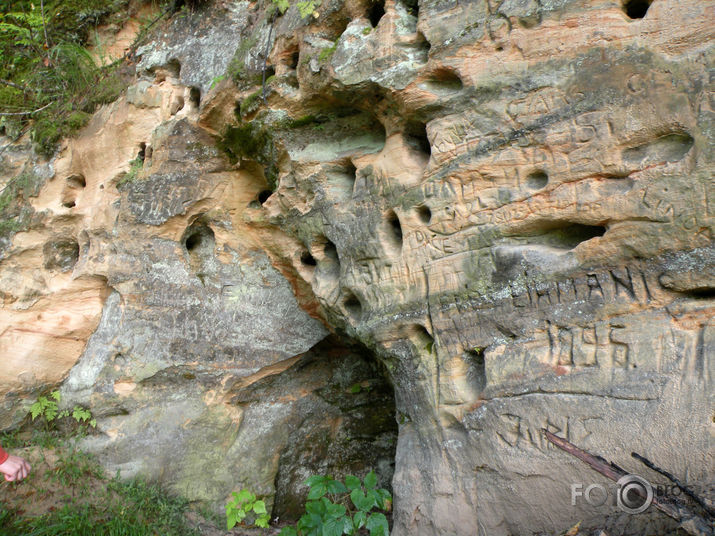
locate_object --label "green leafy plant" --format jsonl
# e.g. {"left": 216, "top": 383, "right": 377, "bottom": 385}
{"left": 30, "top": 390, "right": 97, "bottom": 428}
{"left": 271, "top": 0, "right": 321, "bottom": 19}
{"left": 0, "top": 1, "right": 126, "bottom": 156}
{"left": 279, "top": 471, "right": 391, "bottom": 536}
{"left": 226, "top": 489, "right": 270, "bottom": 530}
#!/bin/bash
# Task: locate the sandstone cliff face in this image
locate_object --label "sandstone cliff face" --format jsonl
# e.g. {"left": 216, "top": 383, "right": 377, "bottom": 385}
{"left": 0, "top": 0, "right": 713, "bottom": 534}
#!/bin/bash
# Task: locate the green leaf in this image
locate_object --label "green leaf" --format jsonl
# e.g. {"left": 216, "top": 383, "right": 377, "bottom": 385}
{"left": 227, "top": 510, "right": 238, "bottom": 530}
{"left": 349, "top": 383, "right": 361, "bottom": 394}
{"left": 30, "top": 401, "right": 43, "bottom": 420}
{"left": 45, "top": 407, "right": 58, "bottom": 421}
{"left": 364, "top": 471, "right": 377, "bottom": 490}
{"left": 345, "top": 475, "right": 361, "bottom": 491}
{"left": 366, "top": 512, "right": 389, "bottom": 536}
{"left": 50, "top": 390, "right": 61, "bottom": 401}
{"left": 255, "top": 513, "right": 270, "bottom": 528}
{"left": 236, "top": 489, "right": 255, "bottom": 504}
{"left": 305, "top": 475, "right": 328, "bottom": 487}
{"left": 299, "top": 512, "right": 322, "bottom": 532}
{"left": 253, "top": 500, "right": 267, "bottom": 514}
{"left": 376, "top": 488, "right": 392, "bottom": 509}
{"left": 350, "top": 489, "right": 373, "bottom": 512}
{"left": 353, "top": 510, "right": 367, "bottom": 529}
{"left": 325, "top": 501, "right": 346, "bottom": 519}
{"left": 308, "top": 482, "right": 327, "bottom": 499}
{"left": 322, "top": 517, "right": 344, "bottom": 536}
{"left": 366, "top": 489, "right": 380, "bottom": 508}
{"left": 279, "top": 527, "right": 297, "bottom": 536}
{"left": 327, "top": 479, "right": 348, "bottom": 495}
{"left": 306, "top": 499, "right": 326, "bottom": 516}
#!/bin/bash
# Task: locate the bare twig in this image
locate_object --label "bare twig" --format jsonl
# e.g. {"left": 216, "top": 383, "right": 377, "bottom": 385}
{"left": 0, "top": 102, "right": 52, "bottom": 116}
{"left": 40, "top": 0, "right": 50, "bottom": 50}
{"left": 632, "top": 452, "right": 715, "bottom": 519}
{"left": 543, "top": 430, "right": 713, "bottom": 536}
{"left": 0, "top": 79, "right": 28, "bottom": 92}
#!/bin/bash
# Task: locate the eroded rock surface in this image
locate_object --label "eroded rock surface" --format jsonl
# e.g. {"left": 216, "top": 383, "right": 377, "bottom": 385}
{"left": 0, "top": 0, "right": 712, "bottom": 534}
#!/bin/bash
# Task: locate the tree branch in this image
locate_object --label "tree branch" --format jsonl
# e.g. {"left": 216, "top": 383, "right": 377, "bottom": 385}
{"left": 0, "top": 79, "right": 28, "bottom": 92}
{"left": 0, "top": 102, "right": 52, "bottom": 116}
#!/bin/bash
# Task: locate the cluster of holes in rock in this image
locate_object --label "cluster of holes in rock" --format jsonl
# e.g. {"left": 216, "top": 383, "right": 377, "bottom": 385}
{"left": 61, "top": 174, "right": 86, "bottom": 208}
{"left": 623, "top": 0, "right": 651, "bottom": 19}
{"left": 368, "top": 0, "right": 386, "bottom": 27}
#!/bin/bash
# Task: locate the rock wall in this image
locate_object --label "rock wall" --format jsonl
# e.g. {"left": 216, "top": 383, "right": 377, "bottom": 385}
{"left": 0, "top": 0, "right": 712, "bottom": 534}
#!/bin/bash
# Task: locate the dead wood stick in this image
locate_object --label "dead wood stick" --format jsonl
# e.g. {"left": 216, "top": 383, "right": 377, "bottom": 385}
{"left": 543, "top": 430, "right": 713, "bottom": 536}
{"left": 632, "top": 451, "right": 715, "bottom": 519}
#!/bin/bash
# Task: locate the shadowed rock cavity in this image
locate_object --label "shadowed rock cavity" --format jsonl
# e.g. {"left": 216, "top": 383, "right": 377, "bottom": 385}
{"left": 231, "top": 335, "right": 397, "bottom": 521}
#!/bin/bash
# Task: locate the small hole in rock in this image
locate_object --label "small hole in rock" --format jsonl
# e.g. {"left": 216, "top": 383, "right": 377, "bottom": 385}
{"left": 402, "top": 0, "right": 418, "bottom": 17}
{"left": 343, "top": 291, "right": 363, "bottom": 321}
{"left": 300, "top": 250, "right": 317, "bottom": 266}
{"left": 258, "top": 190, "right": 273, "bottom": 205}
{"left": 405, "top": 324, "right": 434, "bottom": 353}
{"left": 526, "top": 170, "right": 548, "bottom": 189}
{"left": 368, "top": 0, "right": 386, "bottom": 27}
{"left": 182, "top": 220, "right": 216, "bottom": 276}
{"left": 543, "top": 223, "right": 607, "bottom": 249}
{"left": 137, "top": 142, "right": 146, "bottom": 162}
{"left": 186, "top": 233, "right": 201, "bottom": 251}
{"left": 417, "top": 205, "right": 431, "bottom": 224}
{"left": 385, "top": 210, "right": 403, "bottom": 252}
{"left": 63, "top": 201, "right": 76, "bottom": 208}
{"left": 406, "top": 122, "right": 431, "bottom": 157}
{"left": 167, "top": 58, "right": 181, "bottom": 78}
{"left": 623, "top": 0, "right": 651, "bottom": 19}
{"left": 316, "top": 236, "right": 341, "bottom": 281}
{"left": 465, "top": 348, "right": 486, "bottom": 394}
{"left": 189, "top": 87, "right": 201, "bottom": 107}
{"left": 66, "top": 174, "right": 86, "bottom": 189}
{"left": 424, "top": 67, "right": 463, "bottom": 92}
{"left": 290, "top": 51, "right": 300, "bottom": 70}
{"left": 324, "top": 240, "right": 339, "bottom": 262}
